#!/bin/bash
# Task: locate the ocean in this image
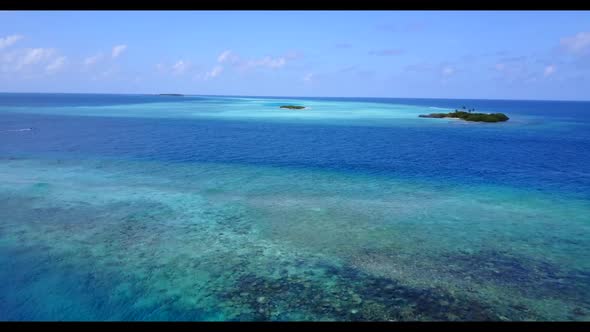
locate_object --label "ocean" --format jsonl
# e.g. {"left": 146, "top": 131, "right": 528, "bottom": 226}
{"left": 0, "top": 93, "right": 589, "bottom": 321}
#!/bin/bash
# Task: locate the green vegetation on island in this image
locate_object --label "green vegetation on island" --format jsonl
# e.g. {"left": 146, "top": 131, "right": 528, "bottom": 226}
{"left": 280, "top": 105, "right": 306, "bottom": 110}
{"left": 419, "top": 106, "right": 509, "bottom": 123}
{"left": 280, "top": 105, "right": 306, "bottom": 109}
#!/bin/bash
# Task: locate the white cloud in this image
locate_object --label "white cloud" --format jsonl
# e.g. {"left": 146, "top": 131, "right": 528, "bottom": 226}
{"left": 84, "top": 53, "right": 103, "bottom": 66}
{"left": 102, "top": 68, "right": 114, "bottom": 77}
{"left": 243, "top": 56, "right": 287, "bottom": 70}
{"left": 46, "top": 56, "right": 66, "bottom": 73}
{"left": 0, "top": 52, "right": 16, "bottom": 73}
{"left": 217, "top": 50, "right": 292, "bottom": 71}
{"left": 85, "top": 45, "right": 126, "bottom": 67}
{"left": 193, "top": 50, "right": 297, "bottom": 80}
{"left": 217, "top": 50, "right": 231, "bottom": 62}
{"left": 264, "top": 56, "right": 286, "bottom": 68}
{"left": 204, "top": 65, "right": 223, "bottom": 80}
{"left": 492, "top": 57, "right": 534, "bottom": 82}
{"left": 441, "top": 66, "right": 455, "bottom": 76}
{"left": 0, "top": 34, "right": 23, "bottom": 49}
{"left": 303, "top": 73, "right": 314, "bottom": 82}
{"left": 112, "top": 44, "right": 127, "bottom": 58}
{"left": 172, "top": 60, "right": 190, "bottom": 75}
{"left": 560, "top": 32, "right": 590, "bottom": 55}
{"left": 155, "top": 61, "right": 192, "bottom": 75}
{"left": 217, "top": 50, "right": 240, "bottom": 64}
{"left": 20, "top": 48, "right": 55, "bottom": 67}
{"left": 1, "top": 47, "right": 66, "bottom": 76}
{"left": 544, "top": 65, "right": 556, "bottom": 77}
{"left": 16, "top": 48, "right": 55, "bottom": 70}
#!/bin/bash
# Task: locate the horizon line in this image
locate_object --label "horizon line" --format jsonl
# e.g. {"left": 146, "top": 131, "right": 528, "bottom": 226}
{"left": 0, "top": 91, "right": 589, "bottom": 103}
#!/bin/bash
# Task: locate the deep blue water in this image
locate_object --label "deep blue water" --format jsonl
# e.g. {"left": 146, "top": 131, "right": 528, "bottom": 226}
{"left": 1, "top": 94, "right": 589, "bottom": 198}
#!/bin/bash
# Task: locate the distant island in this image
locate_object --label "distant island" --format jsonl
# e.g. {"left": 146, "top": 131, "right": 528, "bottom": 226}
{"left": 280, "top": 105, "right": 306, "bottom": 110}
{"left": 159, "top": 94, "right": 184, "bottom": 96}
{"left": 419, "top": 107, "right": 509, "bottom": 123}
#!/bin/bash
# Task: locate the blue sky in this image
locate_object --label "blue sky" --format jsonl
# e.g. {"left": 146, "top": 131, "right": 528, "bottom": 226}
{"left": 1, "top": 11, "right": 590, "bottom": 100}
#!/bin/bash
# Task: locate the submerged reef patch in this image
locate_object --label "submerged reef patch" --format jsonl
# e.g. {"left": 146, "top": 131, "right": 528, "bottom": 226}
{"left": 441, "top": 249, "right": 590, "bottom": 303}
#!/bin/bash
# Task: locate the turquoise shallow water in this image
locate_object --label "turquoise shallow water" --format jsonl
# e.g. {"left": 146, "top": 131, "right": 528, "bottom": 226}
{"left": 0, "top": 94, "right": 589, "bottom": 320}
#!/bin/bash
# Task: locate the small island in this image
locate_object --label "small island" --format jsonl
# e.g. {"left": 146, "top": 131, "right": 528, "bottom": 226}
{"left": 159, "top": 94, "right": 184, "bottom": 97}
{"left": 419, "top": 107, "right": 509, "bottom": 123}
{"left": 280, "top": 105, "right": 306, "bottom": 110}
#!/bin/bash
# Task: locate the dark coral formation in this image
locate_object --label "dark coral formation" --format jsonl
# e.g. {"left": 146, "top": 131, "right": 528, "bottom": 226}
{"left": 441, "top": 250, "right": 590, "bottom": 303}
{"left": 220, "top": 262, "right": 517, "bottom": 321}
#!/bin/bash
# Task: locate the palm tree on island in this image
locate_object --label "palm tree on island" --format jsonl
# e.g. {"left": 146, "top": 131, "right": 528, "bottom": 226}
{"left": 419, "top": 105, "right": 509, "bottom": 122}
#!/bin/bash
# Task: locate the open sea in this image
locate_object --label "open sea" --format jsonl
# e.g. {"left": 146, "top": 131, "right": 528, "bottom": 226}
{"left": 0, "top": 93, "right": 589, "bottom": 321}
